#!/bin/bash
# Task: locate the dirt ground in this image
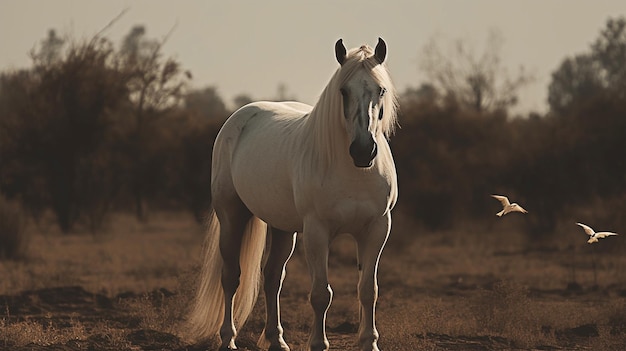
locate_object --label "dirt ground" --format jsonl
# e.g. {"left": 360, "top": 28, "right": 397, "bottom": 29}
{"left": 1, "top": 212, "right": 626, "bottom": 350}
{"left": 1, "top": 283, "right": 624, "bottom": 350}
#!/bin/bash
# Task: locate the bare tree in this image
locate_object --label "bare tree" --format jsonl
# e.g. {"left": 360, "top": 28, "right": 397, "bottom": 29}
{"left": 119, "top": 25, "right": 190, "bottom": 220}
{"left": 35, "top": 29, "right": 66, "bottom": 64}
{"left": 419, "top": 29, "right": 533, "bottom": 113}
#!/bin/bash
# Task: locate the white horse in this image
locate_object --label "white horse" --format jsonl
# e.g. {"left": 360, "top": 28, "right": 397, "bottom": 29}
{"left": 190, "top": 38, "right": 398, "bottom": 351}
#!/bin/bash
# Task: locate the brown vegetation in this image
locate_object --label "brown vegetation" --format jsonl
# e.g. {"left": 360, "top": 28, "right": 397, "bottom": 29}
{"left": 0, "top": 213, "right": 625, "bottom": 350}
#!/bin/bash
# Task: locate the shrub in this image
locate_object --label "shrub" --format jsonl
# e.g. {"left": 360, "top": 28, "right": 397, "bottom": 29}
{"left": 0, "top": 195, "right": 28, "bottom": 259}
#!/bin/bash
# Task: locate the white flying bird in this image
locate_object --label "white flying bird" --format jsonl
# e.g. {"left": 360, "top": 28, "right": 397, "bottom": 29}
{"left": 491, "top": 195, "right": 528, "bottom": 217}
{"left": 576, "top": 222, "right": 619, "bottom": 244}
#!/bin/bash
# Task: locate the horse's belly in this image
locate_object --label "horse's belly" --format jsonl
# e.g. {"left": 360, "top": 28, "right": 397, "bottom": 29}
{"left": 235, "top": 181, "right": 302, "bottom": 232}
{"left": 243, "top": 193, "right": 302, "bottom": 232}
{"left": 231, "top": 147, "right": 302, "bottom": 233}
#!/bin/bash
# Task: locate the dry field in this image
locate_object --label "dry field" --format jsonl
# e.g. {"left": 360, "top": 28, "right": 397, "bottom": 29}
{"left": 1, "top": 211, "right": 625, "bottom": 350}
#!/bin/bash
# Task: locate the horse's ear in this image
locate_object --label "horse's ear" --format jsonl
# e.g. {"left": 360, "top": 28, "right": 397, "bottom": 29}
{"left": 374, "top": 37, "right": 387, "bottom": 64}
{"left": 335, "top": 39, "right": 347, "bottom": 65}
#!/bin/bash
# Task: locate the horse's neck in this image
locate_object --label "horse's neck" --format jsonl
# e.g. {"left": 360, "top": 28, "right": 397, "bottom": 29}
{"left": 303, "top": 90, "right": 349, "bottom": 172}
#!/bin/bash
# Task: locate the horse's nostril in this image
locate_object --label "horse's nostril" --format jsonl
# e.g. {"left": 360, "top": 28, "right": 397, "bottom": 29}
{"left": 350, "top": 140, "right": 377, "bottom": 168}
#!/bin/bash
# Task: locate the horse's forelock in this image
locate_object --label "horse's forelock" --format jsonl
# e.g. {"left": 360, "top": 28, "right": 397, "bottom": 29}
{"left": 333, "top": 46, "right": 399, "bottom": 136}
{"left": 306, "top": 42, "right": 398, "bottom": 172}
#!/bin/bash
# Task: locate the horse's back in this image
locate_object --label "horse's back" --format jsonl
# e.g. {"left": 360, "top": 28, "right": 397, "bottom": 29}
{"left": 231, "top": 101, "right": 311, "bottom": 122}
{"left": 214, "top": 100, "right": 310, "bottom": 151}
{"left": 212, "top": 101, "right": 312, "bottom": 231}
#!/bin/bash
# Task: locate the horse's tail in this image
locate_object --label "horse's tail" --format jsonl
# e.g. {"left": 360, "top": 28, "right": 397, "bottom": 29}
{"left": 189, "top": 208, "right": 267, "bottom": 341}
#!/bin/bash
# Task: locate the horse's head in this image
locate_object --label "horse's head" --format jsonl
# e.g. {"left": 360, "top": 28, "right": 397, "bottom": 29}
{"left": 334, "top": 38, "right": 397, "bottom": 168}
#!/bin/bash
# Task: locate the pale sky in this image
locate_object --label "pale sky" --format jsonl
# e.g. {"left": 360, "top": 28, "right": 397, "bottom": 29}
{"left": 2, "top": 1, "right": 626, "bottom": 115}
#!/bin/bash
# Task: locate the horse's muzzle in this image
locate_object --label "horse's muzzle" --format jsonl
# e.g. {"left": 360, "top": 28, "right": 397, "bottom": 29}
{"left": 349, "top": 139, "right": 378, "bottom": 168}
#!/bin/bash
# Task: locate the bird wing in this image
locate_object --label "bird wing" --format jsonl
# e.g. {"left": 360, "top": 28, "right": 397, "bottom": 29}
{"left": 595, "top": 232, "right": 618, "bottom": 238}
{"left": 514, "top": 204, "right": 528, "bottom": 213}
{"left": 491, "top": 195, "right": 510, "bottom": 207}
{"left": 576, "top": 222, "right": 595, "bottom": 236}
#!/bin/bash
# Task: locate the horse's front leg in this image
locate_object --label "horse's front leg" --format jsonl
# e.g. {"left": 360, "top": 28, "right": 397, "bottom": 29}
{"left": 302, "top": 220, "right": 332, "bottom": 351}
{"left": 355, "top": 212, "right": 391, "bottom": 351}
{"left": 258, "top": 228, "right": 296, "bottom": 351}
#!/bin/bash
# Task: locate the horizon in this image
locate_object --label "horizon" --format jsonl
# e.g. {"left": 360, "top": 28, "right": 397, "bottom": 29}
{"left": 2, "top": 1, "right": 626, "bottom": 115}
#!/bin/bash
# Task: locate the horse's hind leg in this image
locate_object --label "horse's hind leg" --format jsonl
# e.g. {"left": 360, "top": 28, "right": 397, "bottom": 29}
{"left": 259, "top": 228, "right": 296, "bottom": 351}
{"left": 215, "top": 200, "right": 252, "bottom": 350}
{"left": 355, "top": 213, "right": 391, "bottom": 351}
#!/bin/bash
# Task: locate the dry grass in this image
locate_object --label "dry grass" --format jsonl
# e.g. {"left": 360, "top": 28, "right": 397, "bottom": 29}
{"left": 1, "top": 318, "right": 85, "bottom": 347}
{"left": 0, "top": 211, "right": 203, "bottom": 296}
{"left": 1, "top": 211, "right": 625, "bottom": 350}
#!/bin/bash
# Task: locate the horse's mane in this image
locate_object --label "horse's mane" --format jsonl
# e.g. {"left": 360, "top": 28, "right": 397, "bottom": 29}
{"left": 303, "top": 44, "right": 399, "bottom": 172}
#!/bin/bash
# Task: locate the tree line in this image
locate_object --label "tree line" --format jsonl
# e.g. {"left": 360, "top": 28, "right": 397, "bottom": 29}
{"left": 0, "top": 26, "right": 227, "bottom": 232}
{"left": 1, "top": 18, "right": 625, "bottom": 236}
{"left": 395, "top": 17, "right": 626, "bottom": 235}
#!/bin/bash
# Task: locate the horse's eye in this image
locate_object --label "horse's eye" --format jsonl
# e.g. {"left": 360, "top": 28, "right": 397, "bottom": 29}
{"left": 379, "top": 87, "right": 387, "bottom": 97}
